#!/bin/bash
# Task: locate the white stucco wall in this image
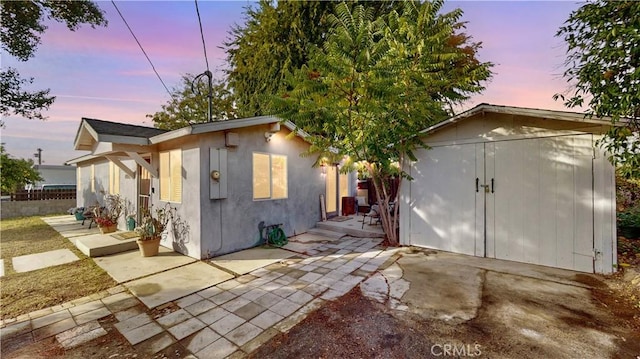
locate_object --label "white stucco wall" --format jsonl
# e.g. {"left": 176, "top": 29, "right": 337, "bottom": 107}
{"left": 197, "top": 125, "right": 324, "bottom": 259}
{"left": 34, "top": 165, "right": 76, "bottom": 187}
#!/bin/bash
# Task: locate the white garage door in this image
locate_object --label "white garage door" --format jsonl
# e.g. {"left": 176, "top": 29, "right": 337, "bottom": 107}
{"left": 408, "top": 135, "right": 594, "bottom": 272}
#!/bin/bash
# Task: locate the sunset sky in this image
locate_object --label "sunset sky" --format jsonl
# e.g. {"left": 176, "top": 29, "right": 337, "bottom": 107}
{"left": 1, "top": 1, "right": 583, "bottom": 165}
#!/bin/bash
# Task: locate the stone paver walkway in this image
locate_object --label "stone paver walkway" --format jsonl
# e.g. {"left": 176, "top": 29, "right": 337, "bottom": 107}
{"left": 1, "top": 236, "right": 400, "bottom": 358}
{"left": 12, "top": 248, "right": 80, "bottom": 273}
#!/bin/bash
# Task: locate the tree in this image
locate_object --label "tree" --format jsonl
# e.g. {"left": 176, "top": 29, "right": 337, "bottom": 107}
{"left": 0, "top": 0, "right": 106, "bottom": 125}
{"left": 147, "top": 74, "right": 237, "bottom": 130}
{"left": 0, "top": 146, "right": 43, "bottom": 193}
{"left": 0, "top": 68, "right": 55, "bottom": 121}
{"left": 270, "top": 1, "right": 492, "bottom": 245}
{"left": 224, "top": 0, "right": 402, "bottom": 117}
{"left": 555, "top": 0, "right": 640, "bottom": 178}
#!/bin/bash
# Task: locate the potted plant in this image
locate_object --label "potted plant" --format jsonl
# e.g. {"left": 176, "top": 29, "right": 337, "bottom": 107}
{"left": 618, "top": 205, "right": 640, "bottom": 239}
{"left": 135, "top": 205, "right": 172, "bottom": 257}
{"left": 71, "top": 207, "right": 85, "bottom": 221}
{"left": 94, "top": 195, "right": 123, "bottom": 234}
{"left": 126, "top": 214, "right": 136, "bottom": 231}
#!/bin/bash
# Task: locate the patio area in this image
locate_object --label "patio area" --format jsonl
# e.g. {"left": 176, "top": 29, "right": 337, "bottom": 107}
{"left": 2, "top": 214, "right": 398, "bottom": 358}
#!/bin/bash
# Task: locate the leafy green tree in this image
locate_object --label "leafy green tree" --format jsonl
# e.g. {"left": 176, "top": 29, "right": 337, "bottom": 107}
{"left": 147, "top": 74, "right": 237, "bottom": 130}
{"left": 224, "top": 0, "right": 401, "bottom": 117}
{"left": 555, "top": 0, "right": 639, "bottom": 178}
{"left": 0, "top": 146, "right": 43, "bottom": 194}
{"left": 0, "top": 68, "right": 55, "bottom": 121}
{"left": 270, "top": 1, "right": 492, "bottom": 244}
{"left": 0, "top": 0, "right": 107, "bottom": 125}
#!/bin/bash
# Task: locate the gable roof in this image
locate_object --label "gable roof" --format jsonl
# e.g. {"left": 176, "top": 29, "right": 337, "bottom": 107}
{"left": 420, "top": 103, "right": 614, "bottom": 135}
{"left": 74, "top": 118, "right": 168, "bottom": 150}
{"left": 84, "top": 118, "right": 167, "bottom": 138}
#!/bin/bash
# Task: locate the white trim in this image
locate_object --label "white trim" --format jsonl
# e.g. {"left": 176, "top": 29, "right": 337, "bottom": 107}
{"left": 424, "top": 128, "right": 607, "bottom": 148}
{"left": 421, "top": 104, "right": 616, "bottom": 136}
{"left": 105, "top": 155, "right": 136, "bottom": 178}
{"left": 149, "top": 117, "right": 309, "bottom": 144}
{"left": 98, "top": 134, "right": 149, "bottom": 146}
{"left": 126, "top": 151, "right": 158, "bottom": 178}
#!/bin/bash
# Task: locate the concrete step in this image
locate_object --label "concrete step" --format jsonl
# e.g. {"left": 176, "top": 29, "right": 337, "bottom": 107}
{"left": 316, "top": 221, "right": 385, "bottom": 238}
{"left": 76, "top": 233, "right": 139, "bottom": 257}
{"left": 306, "top": 227, "right": 345, "bottom": 239}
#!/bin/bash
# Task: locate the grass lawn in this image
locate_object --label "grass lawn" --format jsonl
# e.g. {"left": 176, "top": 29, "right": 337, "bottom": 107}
{"left": 0, "top": 216, "right": 116, "bottom": 320}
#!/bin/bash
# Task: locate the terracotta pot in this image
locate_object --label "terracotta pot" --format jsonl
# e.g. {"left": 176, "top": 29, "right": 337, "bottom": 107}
{"left": 137, "top": 237, "right": 161, "bottom": 257}
{"left": 99, "top": 224, "right": 117, "bottom": 234}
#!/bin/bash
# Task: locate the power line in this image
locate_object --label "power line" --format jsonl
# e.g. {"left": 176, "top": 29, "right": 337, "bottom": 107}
{"left": 194, "top": 0, "right": 210, "bottom": 72}
{"left": 110, "top": 1, "right": 173, "bottom": 97}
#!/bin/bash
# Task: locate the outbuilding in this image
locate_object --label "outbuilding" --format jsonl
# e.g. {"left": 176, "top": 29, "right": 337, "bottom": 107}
{"left": 399, "top": 104, "right": 617, "bottom": 274}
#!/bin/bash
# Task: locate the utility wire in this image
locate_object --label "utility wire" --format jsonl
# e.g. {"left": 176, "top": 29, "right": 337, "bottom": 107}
{"left": 194, "top": 0, "right": 210, "bottom": 71}
{"left": 111, "top": 0, "right": 173, "bottom": 97}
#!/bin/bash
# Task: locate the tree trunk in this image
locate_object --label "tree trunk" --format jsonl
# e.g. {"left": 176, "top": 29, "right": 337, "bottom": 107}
{"left": 365, "top": 163, "right": 401, "bottom": 246}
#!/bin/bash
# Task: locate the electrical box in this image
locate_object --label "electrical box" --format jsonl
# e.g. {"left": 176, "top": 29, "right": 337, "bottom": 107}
{"left": 210, "top": 148, "right": 228, "bottom": 199}
{"left": 225, "top": 132, "right": 239, "bottom": 147}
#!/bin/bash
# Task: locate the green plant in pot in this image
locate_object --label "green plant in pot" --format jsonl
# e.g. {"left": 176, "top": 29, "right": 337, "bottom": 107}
{"left": 94, "top": 195, "right": 123, "bottom": 234}
{"left": 135, "top": 205, "right": 172, "bottom": 257}
{"left": 617, "top": 205, "right": 640, "bottom": 239}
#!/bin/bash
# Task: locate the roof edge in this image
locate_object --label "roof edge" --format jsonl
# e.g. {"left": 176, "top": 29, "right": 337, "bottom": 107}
{"left": 420, "top": 103, "right": 616, "bottom": 135}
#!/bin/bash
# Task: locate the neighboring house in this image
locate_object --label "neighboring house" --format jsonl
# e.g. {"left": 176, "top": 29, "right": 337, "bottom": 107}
{"left": 31, "top": 165, "right": 76, "bottom": 189}
{"left": 400, "top": 104, "right": 617, "bottom": 274}
{"left": 67, "top": 117, "right": 355, "bottom": 259}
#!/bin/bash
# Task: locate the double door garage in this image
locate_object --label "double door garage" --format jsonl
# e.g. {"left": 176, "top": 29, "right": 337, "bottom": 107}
{"left": 400, "top": 106, "right": 617, "bottom": 274}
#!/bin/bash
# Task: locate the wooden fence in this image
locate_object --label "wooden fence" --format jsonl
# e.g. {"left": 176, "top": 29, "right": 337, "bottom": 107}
{"left": 10, "top": 189, "right": 76, "bottom": 201}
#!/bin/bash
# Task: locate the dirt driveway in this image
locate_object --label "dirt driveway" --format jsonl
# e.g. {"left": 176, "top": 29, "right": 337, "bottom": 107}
{"left": 253, "top": 249, "right": 640, "bottom": 358}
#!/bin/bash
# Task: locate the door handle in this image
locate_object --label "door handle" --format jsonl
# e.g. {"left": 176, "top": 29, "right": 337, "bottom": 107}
{"left": 476, "top": 178, "right": 479, "bottom": 192}
{"left": 491, "top": 178, "right": 494, "bottom": 193}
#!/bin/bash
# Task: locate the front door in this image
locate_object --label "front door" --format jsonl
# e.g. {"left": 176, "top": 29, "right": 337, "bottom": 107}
{"left": 137, "top": 164, "right": 151, "bottom": 223}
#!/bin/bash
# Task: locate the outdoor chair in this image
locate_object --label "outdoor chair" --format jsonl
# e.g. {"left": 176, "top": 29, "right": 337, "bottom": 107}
{"left": 362, "top": 204, "right": 381, "bottom": 229}
{"left": 356, "top": 196, "right": 370, "bottom": 216}
{"left": 81, "top": 206, "right": 102, "bottom": 229}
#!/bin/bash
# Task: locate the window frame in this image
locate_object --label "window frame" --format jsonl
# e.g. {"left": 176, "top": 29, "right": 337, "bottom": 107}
{"left": 252, "top": 152, "right": 288, "bottom": 201}
{"left": 159, "top": 149, "right": 182, "bottom": 203}
{"left": 109, "top": 162, "right": 120, "bottom": 195}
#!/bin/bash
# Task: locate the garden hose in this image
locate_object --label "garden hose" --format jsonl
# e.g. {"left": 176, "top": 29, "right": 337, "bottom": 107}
{"left": 267, "top": 226, "right": 288, "bottom": 247}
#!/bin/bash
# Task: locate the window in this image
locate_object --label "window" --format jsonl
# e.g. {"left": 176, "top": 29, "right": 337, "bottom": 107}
{"left": 159, "top": 149, "right": 182, "bottom": 203}
{"left": 253, "top": 153, "right": 287, "bottom": 200}
{"left": 109, "top": 162, "right": 120, "bottom": 195}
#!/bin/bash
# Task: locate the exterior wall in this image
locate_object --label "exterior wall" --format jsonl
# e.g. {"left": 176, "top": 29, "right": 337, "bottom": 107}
{"left": 425, "top": 112, "right": 610, "bottom": 146}
{"left": 593, "top": 134, "right": 617, "bottom": 274}
{"left": 34, "top": 165, "right": 76, "bottom": 187}
{"left": 153, "top": 137, "right": 203, "bottom": 258}
{"left": 75, "top": 158, "right": 138, "bottom": 231}
{"left": 116, "top": 158, "right": 139, "bottom": 229}
{"left": 198, "top": 125, "right": 323, "bottom": 259}
{"left": 1, "top": 199, "right": 76, "bottom": 219}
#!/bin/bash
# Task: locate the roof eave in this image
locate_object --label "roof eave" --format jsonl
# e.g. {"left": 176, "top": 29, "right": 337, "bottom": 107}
{"left": 420, "top": 103, "right": 617, "bottom": 136}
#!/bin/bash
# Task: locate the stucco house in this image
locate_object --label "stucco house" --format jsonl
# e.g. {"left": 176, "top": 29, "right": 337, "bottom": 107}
{"left": 400, "top": 104, "right": 617, "bottom": 274}
{"left": 67, "top": 116, "right": 355, "bottom": 259}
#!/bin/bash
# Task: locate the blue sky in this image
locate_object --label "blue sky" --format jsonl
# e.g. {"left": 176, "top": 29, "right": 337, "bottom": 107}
{"left": 1, "top": 1, "right": 582, "bottom": 165}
